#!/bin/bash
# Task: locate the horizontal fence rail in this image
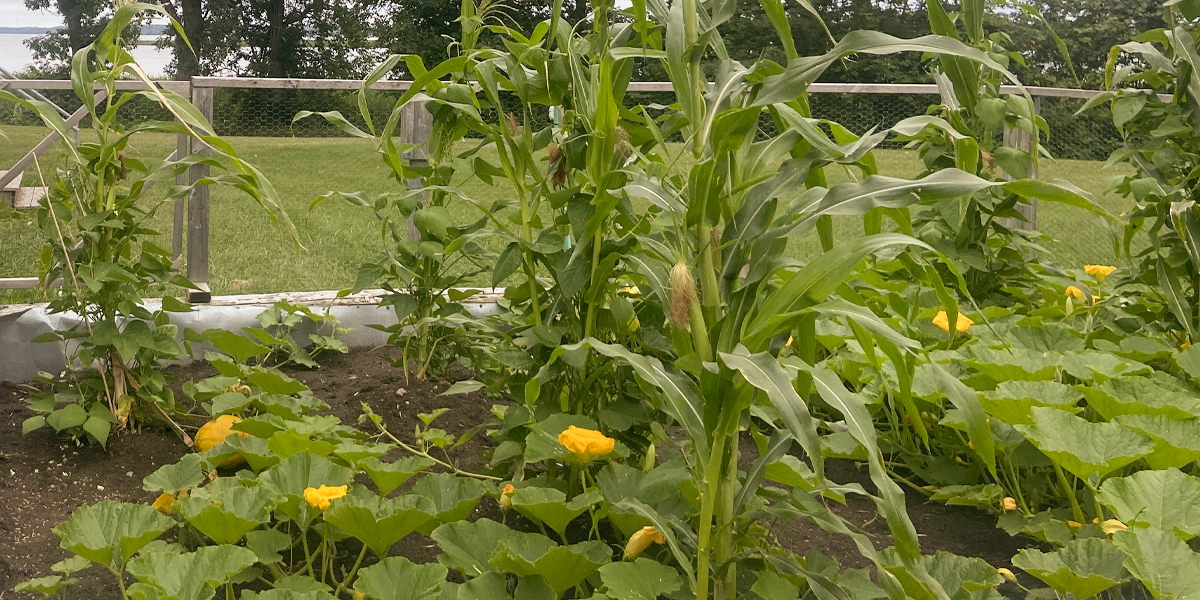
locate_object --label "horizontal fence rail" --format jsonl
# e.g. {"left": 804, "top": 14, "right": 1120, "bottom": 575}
{"left": 0, "top": 76, "right": 1138, "bottom": 296}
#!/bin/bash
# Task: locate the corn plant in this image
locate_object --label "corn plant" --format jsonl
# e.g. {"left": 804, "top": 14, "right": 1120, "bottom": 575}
{"left": 3, "top": 3, "right": 292, "bottom": 446}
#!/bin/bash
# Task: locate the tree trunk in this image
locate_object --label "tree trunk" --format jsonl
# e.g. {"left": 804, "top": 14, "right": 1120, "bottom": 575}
{"left": 58, "top": 0, "right": 87, "bottom": 53}
{"left": 267, "top": 0, "right": 285, "bottom": 77}
{"left": 174, "top": 0, "right": 203, "bottom": 79}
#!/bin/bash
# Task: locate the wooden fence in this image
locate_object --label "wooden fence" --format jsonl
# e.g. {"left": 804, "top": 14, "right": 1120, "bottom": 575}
{"left": 0, "top": 76, "right": 1123, "bottom": 300}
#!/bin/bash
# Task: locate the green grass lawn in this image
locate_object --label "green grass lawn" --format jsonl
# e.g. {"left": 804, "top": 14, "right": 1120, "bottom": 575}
{"left": 0, "top": 124, "right": 1135, "bottom": 304}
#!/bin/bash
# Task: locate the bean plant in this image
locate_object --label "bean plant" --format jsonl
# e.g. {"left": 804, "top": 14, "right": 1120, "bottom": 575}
{"left": 3, "top": 3, "right": 292, "bottom": 446}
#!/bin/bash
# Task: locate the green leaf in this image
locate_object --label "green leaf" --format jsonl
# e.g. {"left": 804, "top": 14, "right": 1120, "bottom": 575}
{"left": 143, "top": 454, "right": 206, "bottom": 494}
{"left": 431, "top": 518, "right": 521, "bottom": 577}
{"left": 1098, "top": 469, "right": 1200, "bottom": 539}
{"left": 1012, "top": 538, "right": 1129, "bottom": 598}
{"left": 324, "top": 494, "right": 437, "bottom": 557}
{"left": 126, "top": 545, "right": 257, "bottom": 600}
{"left": 1014, "top": 407, "right": 1154, "bottom": 480}
{"left": 245, "top": 529, "right": 290, "bottom": 564}
{"left": 597, "top": 559, "right": 683, "bottom": 600}
{"left": 719, "top": 347, "right": 825, "bottom": 482}
{"left": 979, "top": 381, "right": 1082, "bottom": 426}
{"left": 243, "top": 590, "right": 336, "bottom": 600}
{"left": 1113, "top": 527, "right": 1200, "bottom": 599}
{"left": 489, "top": 534, "right": 612, "bottom": 597}
{"left": 932, "top": 363, "right": 995, "bottom": 477}
{"left": 360, "top": 456, "right": 436, "bottom": 496}
{"left": 1084, "top": 377, "right": 1200, "bottom": 421}
{"left": 258, "top": 453, "right": 354, "bottom": 524}
{"left": 409, "top": 473, "right": 487, "bottom": 535}
{"left": 1113, "top": 414, "right": 1200, "bottom": 469}
{"left": 791, "top": 362, "right": 922, "bottom": 560}
{"left": 510, "top": 488, "right": 603, "bottom": 538}
{"left": 199, "top": 329, "right": 271, "bottom": 364}
{"left": 754, "top": 30, "right": 1018, "bottom": 107}
{"left": 178, "top": 485, "right": 275, "bottom": 545}
{"left": 353, "top": 557, "right": 448, "bottom": 600}
{"left": 53, "top": 500, "right": 175, "bottom": 571}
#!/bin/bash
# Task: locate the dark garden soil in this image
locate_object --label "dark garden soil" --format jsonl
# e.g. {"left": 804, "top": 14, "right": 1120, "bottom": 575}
{"left": 0, "top": 347, "right": 1034, "bottom": 599}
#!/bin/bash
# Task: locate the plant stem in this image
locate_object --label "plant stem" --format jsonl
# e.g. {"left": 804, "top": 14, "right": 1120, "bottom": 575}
{"left": 695, "top": 430, "right": 727, "bottom": 600}
{"left": 1052, "top": 463, "right": 1086, "bottom": 523}
{"left": 334, "top": 545, "right": 368, "bottom": 597}
{"left": 376, "top": 422, "right": 502, "bottom": 481}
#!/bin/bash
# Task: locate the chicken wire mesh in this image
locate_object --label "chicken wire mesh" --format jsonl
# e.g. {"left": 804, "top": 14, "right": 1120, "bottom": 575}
{"left": 0, "top": 83, "right": 1123, "bottom": 162}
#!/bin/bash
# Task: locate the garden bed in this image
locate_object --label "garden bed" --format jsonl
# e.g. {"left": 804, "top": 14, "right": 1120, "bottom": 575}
{"left": 0, "top": 348, "right": 1032, "bottom": 599}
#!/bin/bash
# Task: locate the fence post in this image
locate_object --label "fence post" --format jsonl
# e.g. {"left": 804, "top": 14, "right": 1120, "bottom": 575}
{"left": 172, "top": 81, "right": 190, "bottom": 267}
{"left": 1002, "top": 95, "right": 1040, "bottom": 231}
{"left": 399, "top": 100, "right": 432, "bottom": 241}
{"left": 186, "top": 81, "right": 213, "bottom": 302}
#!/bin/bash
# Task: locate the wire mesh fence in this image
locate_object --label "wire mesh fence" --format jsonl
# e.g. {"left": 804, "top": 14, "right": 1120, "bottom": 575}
{"left": 0, "top": 80, "right": 1123, "bottom": 161}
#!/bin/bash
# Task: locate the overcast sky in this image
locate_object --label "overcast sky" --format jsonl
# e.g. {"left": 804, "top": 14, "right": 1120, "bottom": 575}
{"left": 1, "top": 0, "right": 61, "bottom": 28}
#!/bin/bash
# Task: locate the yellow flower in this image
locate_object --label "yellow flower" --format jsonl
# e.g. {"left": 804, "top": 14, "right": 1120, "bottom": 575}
{"left": 303, "top": 484, "right": 348, "bottom": 511}
{"left": 153, "top": 492, "right": 178, "bottom": 515}
{"left": 623, "top": 286, "right": 640, "bottom": 296}
{"left": 624, "top": 526, "right": 666, "bottom": 559}
{"left": 1084, "top": 265, "right": 1116, "bottom": 283}
{"left": 499, "top": 484, "right": 515, "bottom": 511}
{"left": 1101, "top": 519, "right": 1128, "bottom": 535}
{"left": 557, "top": 425, "right": 616, "bottom": 462}
{"left": 1067, "top": 521, "right": 1082, "bottom": 528}
{"left": 932, "top": 311, "right": 973, "bottom": 333}
{"left": 1001, "top": 497, "right": 1018, "bottom": 512}
{"left": 1064, "top": 285, "right": 1083, "bottom": 299}
{"left": 1183, "top": 341, "right": 1193, "bottom": 350}
{"left": 997, "top": 568, "right": 1017, "bottom": 583}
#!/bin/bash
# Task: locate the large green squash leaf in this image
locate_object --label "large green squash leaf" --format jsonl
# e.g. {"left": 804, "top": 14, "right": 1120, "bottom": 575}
{"left": 353, "top": 557, "right": 447, "bottom": 600}
{"left": 409, "top": 473, "right": 488, "bottom": 535}
{"left": 54, "top": 500, "right": 175, "bottom": 571}
{"left": 258, "top": 452, "right": 354, "bottom": 524}
{"left": 1014, "top": 407, "right": 1153, "bottom": 479}
{"left": 979, "top": 381, "right": 1082, "bottom": 426}
{"left": 360, "top": 456, "right": 435, "bottom": 496}
{"left": 1098, "top": 468, "right": 1200, "bottom": 539}
{"left": 1012, "top": 538, "right": 1128, "bottom": 598}
{"left": 126, "top": 545, "right": 257, "bottom": 600}
{"left": 1113, "top": 527, "right": 1200, "bottom": 598}
{"left": 1114, "top": 414, "right": 1200, "bottom": 469}
{"left": 510, "top": 487, "right": 603, "bottom": 538}
{"left": 431, "top": 518, "right": 521, "bottom": 576}
{"left": 1084, "top": 377, "right": 1200, "bottom": 421}
{"left": 178, "top": 485, "right": 275, "bottom": 545}
{"left": 324, "top": 494, "right": 437, "bottom": 556}
{"left": 597, "top": 558, "right": 683, "bottom": 600}
{"left": 489, "top": 534, "right": 611, "bottom": 596}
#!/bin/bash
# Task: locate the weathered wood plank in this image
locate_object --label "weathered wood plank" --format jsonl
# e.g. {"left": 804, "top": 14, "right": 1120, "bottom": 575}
{"left": 399, "top": 100, "right": 433, "bottom": 241}
{"left": 191, "top": 77, "right": 415, "bottom": 91}
{"left": 0, "top": 79, "right": 190, "bottom": 93}
{"left": 186, "top": 85, "right": 213, "bottom": 303}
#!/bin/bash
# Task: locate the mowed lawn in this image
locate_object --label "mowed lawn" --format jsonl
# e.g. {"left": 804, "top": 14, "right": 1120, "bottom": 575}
{"left": 0, "top": 124, "right": 1134, "bottom": 303}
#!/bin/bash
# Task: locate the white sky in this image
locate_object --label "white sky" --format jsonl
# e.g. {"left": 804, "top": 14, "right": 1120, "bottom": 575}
{"left": 1, "top": 0, "right": 61, "bottom": 28}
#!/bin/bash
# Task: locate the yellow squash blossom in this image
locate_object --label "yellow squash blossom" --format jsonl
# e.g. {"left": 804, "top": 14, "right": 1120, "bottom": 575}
{"left": 303, "top": 484, "right": 348, "bottom": 511}
{"left": 1067, "top": 521, "right": 1082, "bottom": 528}
{"left": 1084, "top": 265, "right": 1116, "bottom": 283}
{"left": 997, "top": 568, "right": 1017, "bottom": 583}
{"left": 558, "top": 425, "right": 616, "bottom": 462}
{"left": 1064, "top": 285, "right": 1083, "bottom": 299}
{"left": 1183, "top": 341, "right": 1193, "bottom": 350}
{"left": 932, "top": 311, "right": 973, "bottom": 333}
{"left": 153, "top": 492, "right": 179, "bottom": 515}
{"left": 499, "top": 484, "right": 515, "bottom": 510}
{"left": 1100, "top": 519, "right": 1128, "bottom": 535}
{"left": 624, "top": 526, "right": 666, "bottom": 559}
{"left": 1001, "top": 497, "right": 1017, "bottom": 512}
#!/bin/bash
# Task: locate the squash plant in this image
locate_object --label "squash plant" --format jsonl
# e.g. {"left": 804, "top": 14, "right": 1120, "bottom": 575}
{"left": 3, "top": 3, "right": 293, "bottom": 446}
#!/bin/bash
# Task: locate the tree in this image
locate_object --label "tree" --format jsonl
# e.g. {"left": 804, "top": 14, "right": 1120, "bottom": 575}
{"left": 22, "top": 0, "right": 137, "bottom": 75}
{"left": 995, "top": 0, "right": 1167, "bottom": 86}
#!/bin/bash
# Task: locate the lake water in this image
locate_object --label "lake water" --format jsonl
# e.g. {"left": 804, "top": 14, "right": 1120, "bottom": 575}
{"left": 0, "top": 33, "right": 172, "bottom": 75}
